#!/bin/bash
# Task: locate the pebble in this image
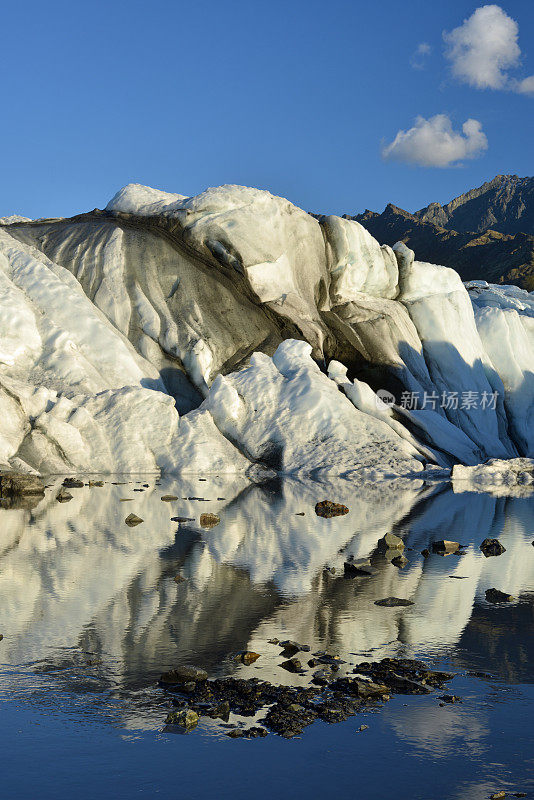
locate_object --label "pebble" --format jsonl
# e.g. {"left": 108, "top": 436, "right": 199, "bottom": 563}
{"left": 199, "top": 513, "right": 220, "bottom": 529}
{"left": 125, "top": 513, "right": 143, "bottom": 527}
{"left": 315, "top": 500, "right": 349, "bottom": 518}
{"left": 485, "top": 588, "right": 514, "bottom": 603}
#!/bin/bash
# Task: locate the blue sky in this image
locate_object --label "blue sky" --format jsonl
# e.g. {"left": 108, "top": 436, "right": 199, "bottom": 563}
{"left": 1, "top": 0, "right": 532, "bottom": 219}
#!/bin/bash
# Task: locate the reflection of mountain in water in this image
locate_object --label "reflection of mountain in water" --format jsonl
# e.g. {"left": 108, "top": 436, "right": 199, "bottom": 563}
{"left": 1, "top": 477, "right": 533, "bottom": 704}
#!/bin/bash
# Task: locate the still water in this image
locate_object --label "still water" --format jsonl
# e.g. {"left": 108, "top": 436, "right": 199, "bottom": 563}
{"left": 1, "top": 475, "right": 533, "bottom": 799}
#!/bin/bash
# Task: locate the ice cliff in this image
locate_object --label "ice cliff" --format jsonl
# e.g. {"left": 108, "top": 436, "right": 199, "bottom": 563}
{"left": 0, "top": 183, "right": 532, "bottom": 477}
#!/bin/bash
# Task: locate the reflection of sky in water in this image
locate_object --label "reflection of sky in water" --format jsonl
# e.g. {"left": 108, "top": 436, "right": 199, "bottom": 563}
{"left": 0, "top": 476, "right": 533, "bottom": 799}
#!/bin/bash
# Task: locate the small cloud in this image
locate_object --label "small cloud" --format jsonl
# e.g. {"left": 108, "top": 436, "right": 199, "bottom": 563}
{"left": 443, "top": 5, "right": 533, "bottom": 94}
{"left": 514, "top": 75, "right": 534, "bottom": 95}
{"left": 411, "top": 42, "right": 432, "bottom": 70}
{"left": 381, "top": 114, "right": 488, "bottom": 168}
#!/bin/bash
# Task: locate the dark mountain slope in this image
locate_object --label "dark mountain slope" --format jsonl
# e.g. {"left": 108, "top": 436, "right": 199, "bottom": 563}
{"left": 354, "top": 175, "right": 534, "bottom": 290}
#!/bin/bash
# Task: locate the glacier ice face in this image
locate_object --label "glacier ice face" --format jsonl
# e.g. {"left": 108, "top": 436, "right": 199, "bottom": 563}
{"left": 0, "top": 182, "right": 533, "bottom": 476}
{"left": 467, "top": 281, "right": 534, "bottom": 456}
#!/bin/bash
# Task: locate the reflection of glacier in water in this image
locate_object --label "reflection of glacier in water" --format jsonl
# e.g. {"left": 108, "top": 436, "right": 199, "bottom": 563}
{"left": 1, "top": 474, "right": 534, "bottom": 709}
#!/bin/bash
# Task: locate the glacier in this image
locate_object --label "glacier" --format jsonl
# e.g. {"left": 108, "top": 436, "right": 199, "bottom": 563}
{"left": 0, "top": 182, "right": 533, "bottom": 478}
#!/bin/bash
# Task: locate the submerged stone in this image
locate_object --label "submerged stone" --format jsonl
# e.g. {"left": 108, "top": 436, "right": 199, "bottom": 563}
{"left": 160, "top": 665, "right": 208, "bottom": 684}
{"left": 485, "top": 588, "right": 514, "bottom": 603}
{"left": 165, "top": 708, "right": 199, "bottom": 730}
{"left": 315, "top": 500, "right": 349, "bottom": 518}
{"left": 62, "top": 478, "right": 84, "bottom": 488}
{"left": 199, "top": 513, "right": 220, "bottom": 529}
{"left": 432, "top": 540, "right": 460, "bottom": 554}
{"left": 374, "top": 597, "right": 414, "bottom": 607}
{"left": 480, "top": 538, "right": 506, "bottom": 557}
{"left": 378, "top": 532, "right": 404, "bottom": 551}
{"left": 125, "top": 513, "right": 143, "bottom": 527}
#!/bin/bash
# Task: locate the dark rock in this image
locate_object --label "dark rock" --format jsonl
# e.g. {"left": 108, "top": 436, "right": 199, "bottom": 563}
{"left": 439, "top": 695, "right": 462, "bottom": 704}
{"left": 432, "top": 540, "right": 460, "bottom": 554}
{"left": 421, "top": 548, "right": 430, "bottom": 558}
{"left": 0, "top": 634, "right": 3, "bottom": 642}
{"left": 227, "top": 726, "right": 268, "bottom": 739}
{"left": 199, "top": 513, "right": 220, "bottom": 529}
{"left": 480, "top": 538, "right": 506, "bottom": 557}
{"left": 280, "top": 657, "right": 303, "bottom": 673}
{"left": 490, "top": 793, "right": 506, "bottom": 800}
{"left": 165, "top": 708, "right": 199, "bottom": 730}
{"left": 174, "top": 575, "right": 186, "bottom": 583}
{"left": 203, "top": 700, "right": 230, "bottom": 721}
{"left": 240, "top": 651, "right": 261, "bottom": 665}
{"left": 378, "top": 532, "right": 405, "bottom": 551}
{"left": 374, "top": 597, "right": 414, "bottom": 607}
{"left": 279, "top": 640, "right": 310, "bottom": 657}
{"left": 391, "top": 555, "right": 408, "bottom": 568}
{"left": 312, "top": 652, "right": 344, "bottom": 666}
{"left": 485, "top": 588, "right": 514, "bottom": 603}
{"left": 315, "top": 500, "right": 349, "bottom": 518}
{"left": 171, "top": 516, "right": 195, "bottom": 522}
{"left": 344, "top": 559, "right": 374, "bottom": 577}
{"left": 125, "top": 513, "right": 143, "bottom": 527}
{"left": 267, "top": 638, "right": 279, "bottom": 645}
{"left": 358, "top": 724, "right": 369, "bottom": 731}
{"left": 88, "top": 480, "right": 104, "bottom": 487}
{"left": 161, "top": 495, "right": 178, "bottom": 501}
{"left": 62, "top": 477, "right": 84, "bottom": 488}
{"left": 56, "top": 489, "right": 73, "bottom": 503}
{"left": 331, "top": 676, "right": 390, "bottom": 699}
{"left": 160, "top": 665, "right": 208, "bottom": 684}
{"left": 312, "top": 667, "right": 335, "bottom": 685}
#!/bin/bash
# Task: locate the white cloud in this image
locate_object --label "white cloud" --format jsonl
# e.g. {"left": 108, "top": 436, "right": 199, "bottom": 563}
{"left": 381, "top": 114, "right": 488, "bottom": 168}
{"left": 514, "top": 75, "right": 534, "bottom": 96}
{"left": 443, "top": 5, "right": 534, "bottom": 94}
{"left": 411, "top": 42, "right": 432, "bottom": 70}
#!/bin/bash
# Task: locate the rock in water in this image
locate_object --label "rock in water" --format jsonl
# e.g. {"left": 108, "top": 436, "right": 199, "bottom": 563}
{"left": 344, "top": 559, "right": 374, "bottom": 577}
{"left": 485, "top": 588, "right": 514, "bottom": 604}
{"left": 240, "top": 652, "right": 261, "bottom": 665}
{"left": 432, "top": 540, "right": 461, "bottom": 554}
{"left": 374, "top": 597, "right": 414, "bottom": 607}
{"left": 315, "top": 501, "right": 349, "bottom": 518}
{"left": 62, "top": 478, "right": 84, "bottom": 488}
{"left": 480, "top": 538, "right": 506, "bottom": 557}
{"left": 377, "top": 532, "right": 405, "bottom": 551}
{"left": 125, "top": 513, "right": 143, "bottom": 527}
{"left": 199, "top": 513, "right": 220, "bottom": 529}
{"left": 164, "top": 709, "right": 199, "bottom": 731}
{"left": 56, "top": 489, "right": 73, "bottom": 503}
{"left": 280, "top": 657, "right": 303, "bottom": 673}
{"left": 161, "top": 495, "right": 178, "bottom": 501}
{"left": 160, "top": 666, "right": 208, "bottom": 684}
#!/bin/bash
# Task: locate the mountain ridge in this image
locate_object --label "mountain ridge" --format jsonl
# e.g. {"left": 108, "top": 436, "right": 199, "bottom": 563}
{"left": 353, "top": 175, "right": 534, "bottom": 290}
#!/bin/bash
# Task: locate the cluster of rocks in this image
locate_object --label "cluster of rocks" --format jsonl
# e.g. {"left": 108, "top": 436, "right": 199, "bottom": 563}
{"left": 159, "top": 656, "right": 455, "bottom": 739}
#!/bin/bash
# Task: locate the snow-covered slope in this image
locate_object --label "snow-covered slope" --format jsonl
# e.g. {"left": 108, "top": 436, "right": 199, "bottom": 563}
{"left": 1, "top": 182, "right": 533, "bottom": 476}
